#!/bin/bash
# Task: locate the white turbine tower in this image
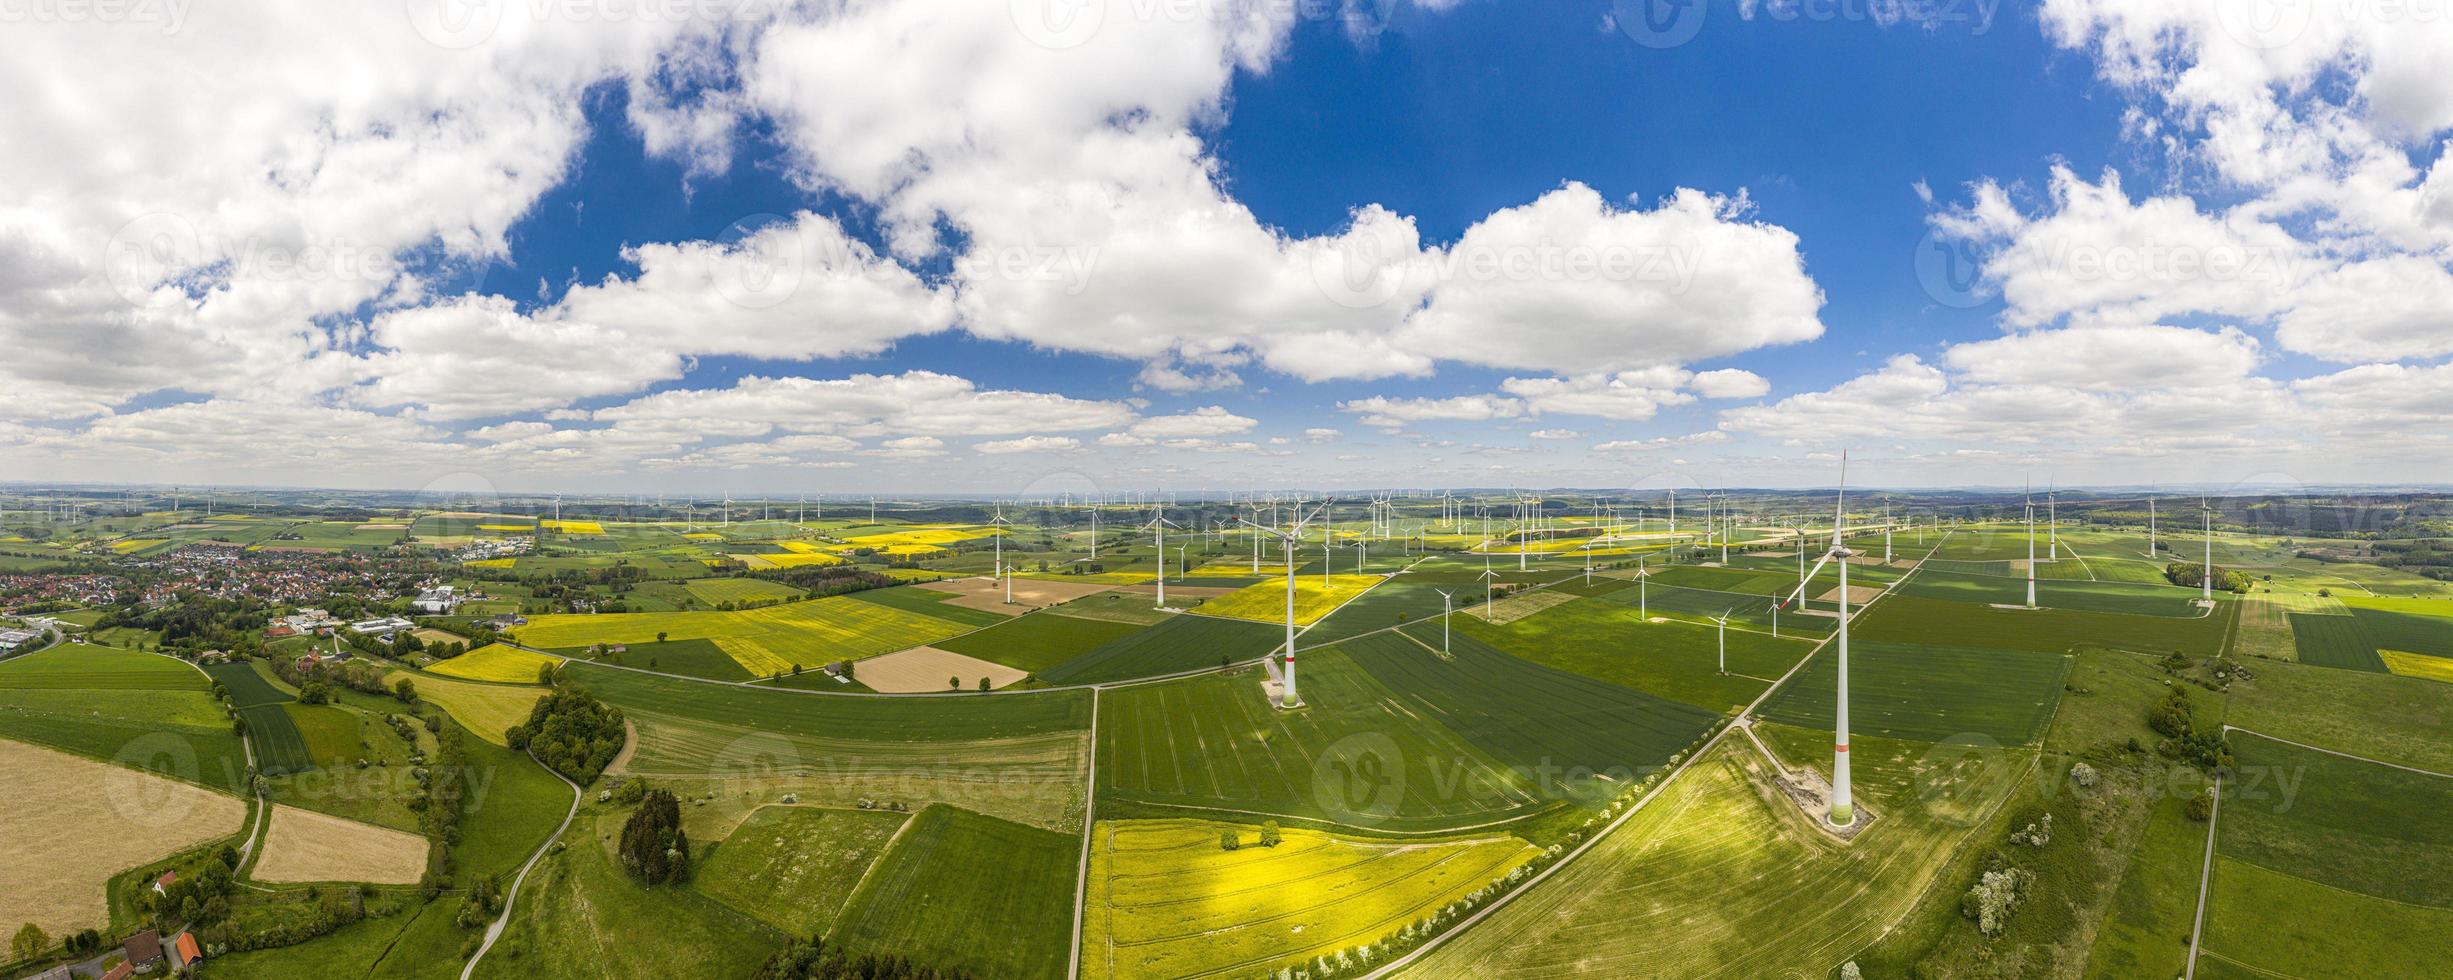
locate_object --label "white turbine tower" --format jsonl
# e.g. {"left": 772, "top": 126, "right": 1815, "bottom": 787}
{"left": 1434, "top": 588, "right": 1455, "bottom": 656}
{"left": 2202, "top": 497, "right": 2215, "bottom": 601}
{"left": 1239, "top": 502, "right": 1327, "bottom": 707}
{"left": 1779, "top": 452, "right": 1859, "bottom": 828}
{"left": 990, "top": 504, "right": 1014, "bottom": 605}
{"left": 2025, "top": 487, "right": 2039, "bottom": 609}
{"left": 1711, "top": 607, "right": 1734, "bottom": 674}
{"left": 2148, "top": 495, "right": 2159, "bottom": 557}
{"left": 1144, "top": 503, "right": 1179, "bottom": 609}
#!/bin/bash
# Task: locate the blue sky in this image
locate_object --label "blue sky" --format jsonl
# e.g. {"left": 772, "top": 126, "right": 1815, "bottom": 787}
{"left": 8, "top": 1, "right": 2453, "bottom": 493}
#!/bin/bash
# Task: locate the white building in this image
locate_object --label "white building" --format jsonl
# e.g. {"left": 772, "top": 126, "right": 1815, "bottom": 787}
{"left": 0, "top": 628, "right": 40, "bottom": 652}
{"left": 349, "top": 616, "right": 415, "bottom": 636}
{"left": 410, "top": 586, "right": 460, "bottom": 615}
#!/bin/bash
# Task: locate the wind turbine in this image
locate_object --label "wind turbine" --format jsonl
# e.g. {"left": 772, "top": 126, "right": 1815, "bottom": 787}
{"left": 1479, "top": 567, "right": 1500, "bottom": 622}
{"left": 1434, "top": 588, "right": 1455, "bottom": 656}
{"left": 1239, "top": 501, "right": 1328, "bottom": 707}
{"left": 2024, "top": 486, "right": 2038, "bottom": 609}
{"left": 1087, "top": 500, "right": 1101, "bottom": 560}
{"left": 1778, "top": 451, "right": 1858, "bottom": 828}
{"left": 990, "top": 504, "right": 1014, "bottom": 605}
{"left": 2202, "top": 497, "right": 2215, "bottom": 601}
{"left": 2147, "top": 494, "right": 2158, "bottom": 557}
{"left": 1144, "top": 503, "right": 1180, "bottom": 609}
{"left": 1713, "top": 607, "right": 1734, "bottom": 674}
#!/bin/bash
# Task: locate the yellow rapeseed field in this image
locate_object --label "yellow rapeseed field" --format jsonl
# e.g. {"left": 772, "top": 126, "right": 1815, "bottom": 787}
{"left": 425, "top": 643, "right": 561, "bottom": 684}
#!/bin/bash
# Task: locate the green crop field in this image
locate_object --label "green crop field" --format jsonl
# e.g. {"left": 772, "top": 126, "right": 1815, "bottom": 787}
{"left": 932, "top": 612, "right": 1146, "bottom": 674}
{"left": 572, "top": 637, "right": 752, "bottom": 681}
{"left": 2286, "top": 612, "right": 2386, "bottom": 671}
{"left": 844, "top": 583, "right": 1013, "bottom": 628}
{"left": 696, "top": 805, "right": 909, "bottom": 935}
{"left": 1590, "top": 579, "right": 1835, "bottom": 637}
{"left": 515, "top": 595, "right": 973, "bottom": 678}
{"left": 1038, "top": 614, "right": 1282, "bottom": 686}
{"left": 1896, "top": 567, "right": 2205, "bottom": 618}
{"left": 0, "top": 648, "right": 250, "bottom": 792}
{"left": 1854, "top": 594, "right": 2232, "bottom": 658}
{"left": 1097, "top": 646, "right": 1554, "bottom": 830}
{"left": 1083, "top": 818, "right": 1538, "bottom": 979}
{"left": 828, "top": 805, "right": 1075, "bottom": 979}
{"left": 1444, "top": 596, "right": 1814, "bottom": 713}
{"left": 393, "top": 671, "right": 545, "bottom": 747}
{"left": 205, "top": 660, "right": 316, "bottom": 776}
{"left": 682, "top": 576, "right": 807, "bottom": 606}
{"left": 2199, "top": 733, "right": 2453, "bottom": 977}
{"left": 2341, "top": 595, "right": 2453, "bottom": 659}
{"left": 1351, "top": 631, "right": 1720, "bottom": 804}
{"left": 1759, "top": 640, "right": 2072, "bottom": 745}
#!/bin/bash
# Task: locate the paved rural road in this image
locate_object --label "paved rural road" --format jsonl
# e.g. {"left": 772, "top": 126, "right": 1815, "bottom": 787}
{"left": 461, "top": 751, "right": 583, "bottom": 980}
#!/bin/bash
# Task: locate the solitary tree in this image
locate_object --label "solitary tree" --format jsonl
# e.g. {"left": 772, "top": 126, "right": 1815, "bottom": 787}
{"left": 1259, "top": 820, "right": 1282, "bottom": 848}
{"left": 656, "top": 631, "right": 668, "bottom": 643}
{"left": 978, "top": 676, "right": 990, "bottom": 691}
{"left": 949, "top": 676, "right": 960, "bottom": 690}
{"left": 11, "top": 922, "right": 48, "bottom": 963}
{"left": 394, "top": 677, "right": 417, "bottom": 702}
{"left": 1219, "top": 829, "right": 1240, "bottom": 851}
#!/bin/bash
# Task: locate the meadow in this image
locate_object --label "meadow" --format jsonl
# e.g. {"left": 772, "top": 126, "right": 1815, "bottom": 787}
{"left": 828, "top": 805, "right": 1076, "bottom": 979}
{"left": 695, "top": 805, "right": 910, "bottom": 935}
{"left": 2226, "top": 657, "right": 2453, "bottom": 775}
{"left": 683, "top": 576, "right": 807, "bottom": 606}
{"left": 1402, "top": 730, "right": 2020, "bottom": 978}
{"left": 571, "top": 662, "right": 1091, "bottom": 831}
{"left": 1083, "top": 818, "right": 1538, "bottom": 979}
{"left": 1759, "top": 640, "right": 2074, "bottom": 745}
{"left": 2341, "top": 595, "right": 2453, "bottom": 659}
{"left": 474, "top": 806, "right": 781, "bottom": 980}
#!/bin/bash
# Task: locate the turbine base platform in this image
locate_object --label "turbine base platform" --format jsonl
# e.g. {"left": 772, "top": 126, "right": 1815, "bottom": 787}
{"left": 1769, "top": 760, "right": 1878, "bottom": 843}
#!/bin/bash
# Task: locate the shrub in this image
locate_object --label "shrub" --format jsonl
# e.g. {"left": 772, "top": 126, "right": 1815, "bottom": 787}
{"left": 1961, "top": 867, "right": 2032, "bottom": 936}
